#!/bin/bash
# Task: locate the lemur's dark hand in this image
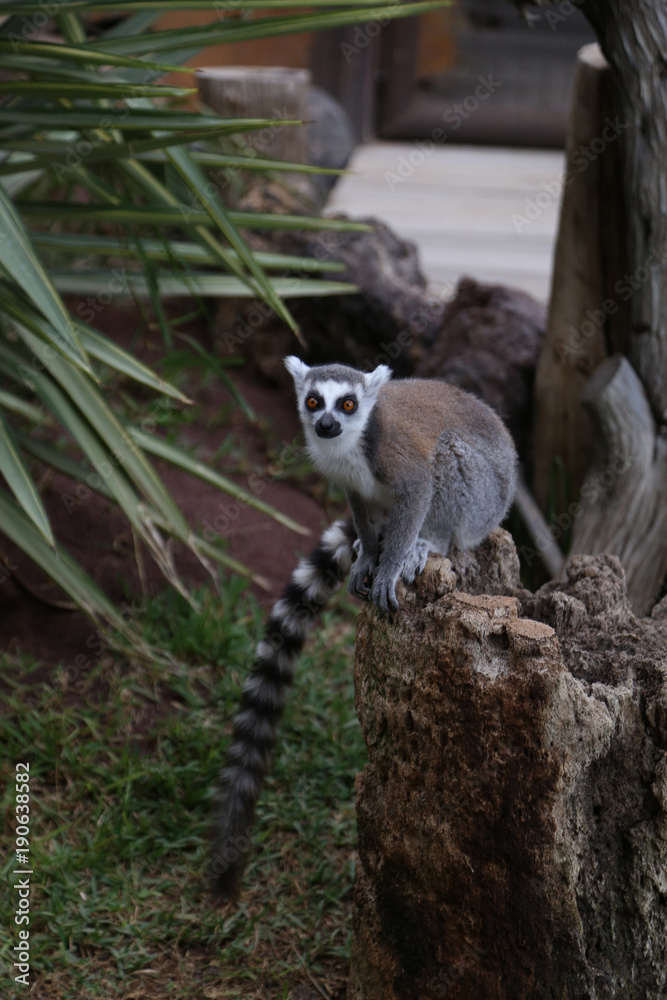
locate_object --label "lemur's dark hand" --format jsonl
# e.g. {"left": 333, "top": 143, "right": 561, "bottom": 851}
{"left": 370, "top": 570, "right": 399, "bottom": 618}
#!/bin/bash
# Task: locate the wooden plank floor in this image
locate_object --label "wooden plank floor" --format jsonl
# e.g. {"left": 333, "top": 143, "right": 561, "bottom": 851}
{"left": 326, "top": 142, "right": 565, "bottom": 304}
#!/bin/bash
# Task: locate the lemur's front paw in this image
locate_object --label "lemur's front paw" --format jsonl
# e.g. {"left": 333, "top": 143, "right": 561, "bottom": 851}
{"left": 370, "top": 570, "right": 399, "bottom": 618}
{"left": 348, "top": 553, "right": 377, "bottom": 600}
{"left": 400, "top": 539, "right": 432, "bottom": 585}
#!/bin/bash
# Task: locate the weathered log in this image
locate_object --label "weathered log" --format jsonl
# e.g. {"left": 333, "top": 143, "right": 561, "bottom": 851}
{"left": 532, "top": 42, "right": 629, "bottom": 510}
{"left": 349, "top": 532, "right": 667, "bottom": 1000}
{"left": 569, "top": 354, "right": 667, "bottom": 615}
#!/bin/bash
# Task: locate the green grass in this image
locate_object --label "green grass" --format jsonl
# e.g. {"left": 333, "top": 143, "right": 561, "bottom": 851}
{"left": 0, "top": 582, "right": 363, "bottom": 999}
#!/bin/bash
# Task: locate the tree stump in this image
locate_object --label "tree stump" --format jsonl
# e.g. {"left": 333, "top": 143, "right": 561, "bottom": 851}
{"left": 349, "top": 532, "right": 667, "bottom": 999}
{"left": 197, "top": 66, "right": 310, "bottom": 162}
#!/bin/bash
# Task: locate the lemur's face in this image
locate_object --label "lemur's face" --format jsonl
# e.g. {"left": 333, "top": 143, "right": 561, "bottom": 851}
{"left": 284, "top": 357, "right": 391, "bottom": 443}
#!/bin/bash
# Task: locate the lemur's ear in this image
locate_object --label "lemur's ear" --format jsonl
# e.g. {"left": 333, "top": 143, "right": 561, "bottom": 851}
{"left": 366, "top": 364, "right": 392, "bottom": 394}
{"left": 284, "top": 356, "right": 310, "bottom": 384}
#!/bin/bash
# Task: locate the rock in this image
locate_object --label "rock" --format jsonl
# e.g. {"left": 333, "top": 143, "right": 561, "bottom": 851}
{"left": 414, "top": 277, "right": 546, "bottom": 466}
{"left": 215, "top": 217, "right": 444, "bottom": 381}
{"left": 349, "top": 535, "right": 667, "bottom": 1000}
{"left": 305, "top": 85, "right": 355, "bottom": 206}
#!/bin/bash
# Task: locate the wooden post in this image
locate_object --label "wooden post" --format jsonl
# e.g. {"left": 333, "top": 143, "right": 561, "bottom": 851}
{"left": 197, "top": 66, "right": 311, "bottom": 163}
{"left": 532, "top": 43, "right": 629, "bottom": 511}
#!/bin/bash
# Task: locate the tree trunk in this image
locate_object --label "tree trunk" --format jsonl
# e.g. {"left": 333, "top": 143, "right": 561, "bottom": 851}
{"left": 349, "top": 538, "right": 667, "bottom": 1000}
{"left": 580, "top": 1, "right": 667, "bottom": 423}
{"left": 532, "top": 43, "right": 629, "bottom": 510}
{"left": 522, "top": 0, "right": 667, "bottom": 610}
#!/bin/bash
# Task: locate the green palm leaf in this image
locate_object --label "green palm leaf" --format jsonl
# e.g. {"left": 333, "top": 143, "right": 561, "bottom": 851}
{"left": 19, "top": 202, "right": 373, "bottom": 233}
{"left": 0, "top": 81, "right": 197, "bottom": 99}
{"left": 0, "top": 39, "right": 195, "bottom": 74}
{"left": 0, "top": 408, "right": 54, "bottom": 546}
{"left": 0, "top": 108, "right": 298, "bottom": 132}
{"left": 0, "top": 487, "right": 136, "bottom": 631}
{"left": 31, "top": 232, "right": 346, "bottom": 273}
{"left": 0, "top": 0, "right": 446, "bottom": 630}
{"left": 48, "top": 269, "right": 358, "bottom": 299}
{"left": 91, "top": 2, "right": 452, "bottom": 52}
{"left": 0, "top": 186, "right": 89, "bottom": 369}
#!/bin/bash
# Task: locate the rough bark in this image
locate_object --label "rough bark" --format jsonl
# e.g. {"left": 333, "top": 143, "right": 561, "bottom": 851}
{"left": 349, "top": 531, "right": 667, "bottom": 1000}
{"left": 532, "top": 42, "right": 629, "bottom": 509}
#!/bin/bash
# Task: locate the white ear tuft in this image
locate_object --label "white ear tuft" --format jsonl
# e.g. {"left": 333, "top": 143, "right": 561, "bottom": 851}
{"left": 284, "top": 355, "right": 310, "bottom": 384}
{"left": 365, "top": 364, "right": 392, "bottom": 395}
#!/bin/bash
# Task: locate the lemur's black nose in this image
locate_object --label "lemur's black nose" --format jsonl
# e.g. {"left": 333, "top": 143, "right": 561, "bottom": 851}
{"left": 315, "top": 413, "right": 342, "bottom": 439}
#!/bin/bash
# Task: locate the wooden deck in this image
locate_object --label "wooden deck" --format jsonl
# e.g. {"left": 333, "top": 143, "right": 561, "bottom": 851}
{"left": 326, "top": 142, "right": 565, "bottom": 304}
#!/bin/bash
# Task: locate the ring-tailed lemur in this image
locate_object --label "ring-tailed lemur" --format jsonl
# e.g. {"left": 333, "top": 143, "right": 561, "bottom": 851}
{"left": 209, "top": 358, "right": 517, "bottom": 901}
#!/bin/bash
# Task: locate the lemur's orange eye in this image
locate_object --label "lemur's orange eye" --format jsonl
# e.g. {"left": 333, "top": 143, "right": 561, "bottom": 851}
{"left": 306, "top": 396, "right": 319, "bottom": 410}
{"left": 342, "top": 398, "right": 356, "bottom": 413}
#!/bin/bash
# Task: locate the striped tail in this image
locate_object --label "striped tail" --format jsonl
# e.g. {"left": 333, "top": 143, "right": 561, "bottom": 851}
{"left": 207, "top": 518, "right": 357, "bottom": 902}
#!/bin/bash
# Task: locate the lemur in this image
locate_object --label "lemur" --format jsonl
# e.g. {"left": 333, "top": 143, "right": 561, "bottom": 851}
{"left": 208, "top": 358, "right": 517, "bottom": 901}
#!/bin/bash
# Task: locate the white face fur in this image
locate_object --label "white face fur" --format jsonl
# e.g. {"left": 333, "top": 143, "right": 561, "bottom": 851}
{"left": 284, "top": 356, "right": 392, "bottom": 498}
